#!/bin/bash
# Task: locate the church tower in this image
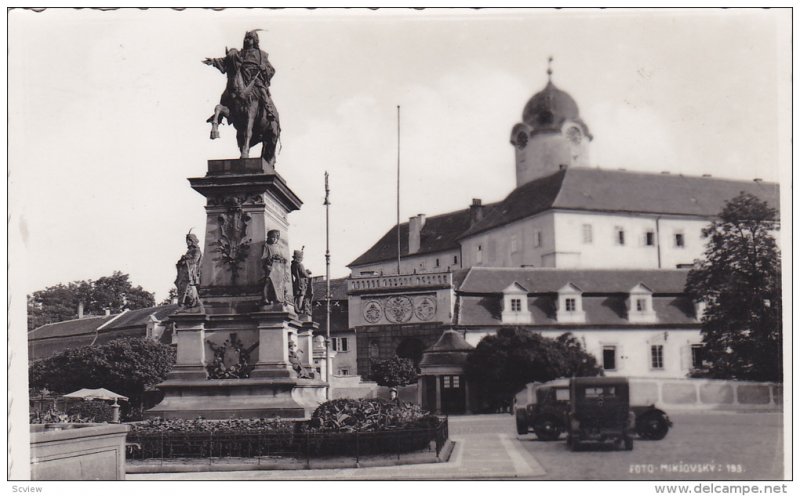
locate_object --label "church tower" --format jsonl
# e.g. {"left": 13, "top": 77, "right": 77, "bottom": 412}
{"left": 510, "top": 58, "right": 592, "bottom": 187}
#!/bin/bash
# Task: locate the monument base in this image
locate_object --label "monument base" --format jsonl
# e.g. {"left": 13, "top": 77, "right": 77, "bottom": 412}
{"left": 145, "top": 377, "right": 327, "bottom": 420}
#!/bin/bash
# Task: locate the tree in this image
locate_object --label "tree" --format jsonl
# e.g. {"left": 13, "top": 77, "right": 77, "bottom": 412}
{"left": 27, "top": 271, "right": 156, "bottom": 330}
{"left": 160, "top": 287, "right": 178, "bottom": 306}
{"left": 370, "top": 356, "right": 418, "bottom": 390}
{"left": 465, "top": 328, "right": 601, "bottom": 411}
{"left": 29, "top": 337, "right": 176, "bottom": 418}
{"left": 685, "top": 192, "right": 782, "bottom": 382}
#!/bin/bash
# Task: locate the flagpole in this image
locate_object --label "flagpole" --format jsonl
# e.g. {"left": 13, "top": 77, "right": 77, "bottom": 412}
{"left": 324, "top": 171, "right": 331, "bottom": 400}
{"left": 396, "top": 105, "right": 401, "bottom": 275}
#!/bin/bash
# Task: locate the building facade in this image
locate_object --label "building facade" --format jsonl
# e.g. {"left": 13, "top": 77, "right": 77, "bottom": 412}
{"left": 345, "top": 67, "right": 779, "bottom": 387}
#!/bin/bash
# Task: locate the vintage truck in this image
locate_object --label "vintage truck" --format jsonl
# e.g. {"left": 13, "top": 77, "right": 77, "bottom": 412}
{"left": 514, "top": 377, "right": 672, "bottom": 441}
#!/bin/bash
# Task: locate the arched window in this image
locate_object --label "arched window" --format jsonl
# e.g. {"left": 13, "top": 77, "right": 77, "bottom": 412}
{"left": 368, "top": 339, "right": 380, "bottom": 359}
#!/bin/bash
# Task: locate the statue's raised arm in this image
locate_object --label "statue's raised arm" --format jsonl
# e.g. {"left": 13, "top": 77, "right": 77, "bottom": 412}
{"left": 205, "top": 31, "right": 281, "bottom": 166}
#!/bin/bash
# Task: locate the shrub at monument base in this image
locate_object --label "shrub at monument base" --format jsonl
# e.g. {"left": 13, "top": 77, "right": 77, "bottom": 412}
{"left": 303, "top": 398, "right": 436, "bottom": 432}
{"left": 126, "top": 400, "right": 445, "bottom": 459}
{"left": 66, "top": 401, "right": 115, "bottom": 423}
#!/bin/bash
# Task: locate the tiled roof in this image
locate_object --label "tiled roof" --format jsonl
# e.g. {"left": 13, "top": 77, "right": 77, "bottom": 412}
{"left": 29, "top": 335, "right": 97, "bottom": 361}
{"left": 310, "top": 278, "right": 350, "bottom": 334}
{"left": 425, "top": 330, "right": 475, "bottom": 352}
{"left": 459, "top": 170, "right": 567, "bottom": 238}
{"left": 28, "top": 315, "right": 114, "bottom": 340}
{"left": 348, "top": 207, "right": 484, "bottom": 267}
{"left": 458, "top": 267, "right": 690, "bottom": 294}
{"left": 458, "top": 295, "right": 697, "bottom": 327}
{"left": 100, "top": 305, "right": 180, "bottom": 330}
{"left": 462, "top": 168, "right": 779, "bottom": 238}
{"left": 349, "top": 168, "right": 778, "bottom": 263}
{"left": 311, "top": 277, "right": 349, "bottom": 300}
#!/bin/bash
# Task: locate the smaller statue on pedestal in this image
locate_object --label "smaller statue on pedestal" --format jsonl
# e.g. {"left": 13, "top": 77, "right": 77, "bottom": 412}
{"left": 261, "top": 230, "right": 287, "bottom": 305}
{"left": 288, "top": 341, "right": 313, "bottom": 379}
{"left": 176, "top": 232, "right": 202, "bottom": 309}
{"left": 291, "top": 249, "right": 313, "bottom": 316}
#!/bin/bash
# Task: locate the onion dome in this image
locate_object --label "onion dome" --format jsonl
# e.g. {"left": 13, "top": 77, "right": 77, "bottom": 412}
{"left": 520, "top": 58, "right": 592, "bottom": 138}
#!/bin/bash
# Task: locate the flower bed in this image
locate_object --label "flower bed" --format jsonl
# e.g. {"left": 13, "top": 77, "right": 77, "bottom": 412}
{"left": 126, "top": 399, "right": 447, "bottom": 460}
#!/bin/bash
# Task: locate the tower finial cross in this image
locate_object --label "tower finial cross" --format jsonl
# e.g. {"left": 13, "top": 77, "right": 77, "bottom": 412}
{"left": 547, "top": 56, "right": 554, "bottom": 81}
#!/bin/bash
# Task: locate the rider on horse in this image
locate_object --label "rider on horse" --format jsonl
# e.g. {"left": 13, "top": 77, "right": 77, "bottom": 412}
{"left": 204, "top": 30, "right": 281, "bottom": 162}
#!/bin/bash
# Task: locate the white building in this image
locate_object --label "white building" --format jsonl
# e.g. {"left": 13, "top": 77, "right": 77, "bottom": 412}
{"left": 345, "top": 67, "right": 779, "bottom": 386}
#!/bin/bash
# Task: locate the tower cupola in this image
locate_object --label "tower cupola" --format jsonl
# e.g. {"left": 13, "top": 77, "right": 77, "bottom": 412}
{"left": 510, "top": 58, "right": 593, "bottom": 187}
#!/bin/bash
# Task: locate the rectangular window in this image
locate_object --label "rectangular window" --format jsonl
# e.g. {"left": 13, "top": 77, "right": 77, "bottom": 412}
{"left": 691, "top": 344, "right": 704, "bottom": 368}
{"left": 565, "top": 298, "right": 576, "bottom": 312}
{"left": 645, "top": 231, "right": 655, "bottom": 246}
{"left": 582, "top": 224, "right": 593, "bottom": 244}
{"left": 332, "top": 337, "right": 349, "bottom": 352}
{"left": 435, "top": 258, "right": 440, "bottom": 267}
{"left": 510, "top": 235, "right": 519, "bottom": 253}
{"left": 443, "top": 376, "right": 451, "bottom": 389}
{"left": 615, "top": 227, "right": 625, "bottom": 246}
{"left": 651, "top": 345, "right": 664, "bottom": 369}
{"left": 603, "top": 346, "right": 617, "bottom": 370}
{"left": 452, "top": 376, "right": 460, "bottom": 388}
{"left": 635, "top": 298, "right": 647, "bottom": 312}
{"left": 337, "top": 368, "right": 350, "bottom": 376}
{"left": 675, "top": 232, "right": 685, "bottom": 248}
{"left": 511, "top": 298, "right": 522, "bottom": 312}
{"left": 534, "top": 230, "right": 543, "bottom": 248}
{"left": 453, "top": 255, "right": 458, "bottom": 264}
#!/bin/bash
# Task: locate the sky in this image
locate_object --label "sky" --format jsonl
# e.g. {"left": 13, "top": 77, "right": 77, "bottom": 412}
{"left": 9, "top": 8, "right": 791, "bottom": 302}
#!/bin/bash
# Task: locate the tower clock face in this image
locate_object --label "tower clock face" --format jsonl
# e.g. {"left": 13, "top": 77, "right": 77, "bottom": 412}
{"left": 566, "top": 126, "right": 583, "bottom": 145}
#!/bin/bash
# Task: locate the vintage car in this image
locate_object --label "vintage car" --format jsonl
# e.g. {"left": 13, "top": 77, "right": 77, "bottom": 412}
{"left": 567, "top": 376, "right": 635, "bottom": 451}
{"left": 514, "top": 377, "right": 672, "bottom": 441}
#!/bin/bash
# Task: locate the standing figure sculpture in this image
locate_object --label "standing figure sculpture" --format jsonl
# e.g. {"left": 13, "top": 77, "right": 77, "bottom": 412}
{"left": 176, "top": 232, "right": 203, "bottom": 308}
{"left": 291, "top": 249, "right": 312, "bottom": 316}
{"left": 261, "top": 229, "right": 287, "bottom": 305}
{"left": 204, "top": 30, "right": 281, "bottom": 164}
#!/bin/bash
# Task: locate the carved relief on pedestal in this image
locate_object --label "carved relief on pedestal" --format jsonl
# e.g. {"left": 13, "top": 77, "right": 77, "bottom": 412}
{"left": 207, "top": 193, "right": 265, "bottom": 207}
{"left": 213, "top": 196, "right": 252, "bottom": 283}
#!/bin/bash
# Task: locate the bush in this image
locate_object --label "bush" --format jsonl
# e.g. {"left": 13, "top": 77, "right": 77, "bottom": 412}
{"left": 66, "top": 401, "right": 115, "bottom": 423}
{"left": 369, "top": 357, "right": 418, "bottom": 388}
{"left": 30, "top": 409, "right": 90, "bottom": 424}
{"left": 303, "top": 398, "right": 437, "bottom": 433}
{"left": 129, "top": 417, "right": 295, "bottom": 434}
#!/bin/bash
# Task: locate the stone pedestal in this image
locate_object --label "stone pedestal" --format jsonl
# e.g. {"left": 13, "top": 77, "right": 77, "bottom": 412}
{"left": 147, "top": 158, "right": 328, "bottom": 420}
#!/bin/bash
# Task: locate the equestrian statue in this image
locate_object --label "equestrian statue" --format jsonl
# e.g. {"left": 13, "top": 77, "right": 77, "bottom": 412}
{"left": 204, "top": 30, "right": 281, "bottom": 165}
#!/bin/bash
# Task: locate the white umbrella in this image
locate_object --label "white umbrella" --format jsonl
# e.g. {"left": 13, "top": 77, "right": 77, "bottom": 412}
{"left": 63, "top": 388, "right": 128, "bottom": 404}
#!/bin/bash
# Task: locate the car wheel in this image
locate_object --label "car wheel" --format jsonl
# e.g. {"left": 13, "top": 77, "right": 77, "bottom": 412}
{"left": 637, "top": 413, "right": 670, "bottom": 441}
{"left": 534, "top": 417, "right": 562, "bottom": 441}
{"left": 515, "top": 411, "right": 529, "bottom": 435}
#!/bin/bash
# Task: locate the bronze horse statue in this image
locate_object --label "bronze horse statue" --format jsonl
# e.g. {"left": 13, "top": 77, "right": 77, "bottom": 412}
{"left": 205, "top": 45, "right": 281, "bottom": 164}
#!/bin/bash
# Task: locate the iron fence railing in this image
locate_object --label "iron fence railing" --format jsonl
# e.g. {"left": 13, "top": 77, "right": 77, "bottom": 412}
{"left": 126, "top": 417, "right": 448, "bottom": 462}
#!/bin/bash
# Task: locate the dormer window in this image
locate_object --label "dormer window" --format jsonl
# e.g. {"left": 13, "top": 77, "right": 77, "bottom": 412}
{"left": 556, "top": 283, "right": 586, "bottom": 323}
{"left": 501, "top": 282, "right": 532, "bottom": 324}
{"left": 627, "top": 283, "right": 657, "bottom": 324}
